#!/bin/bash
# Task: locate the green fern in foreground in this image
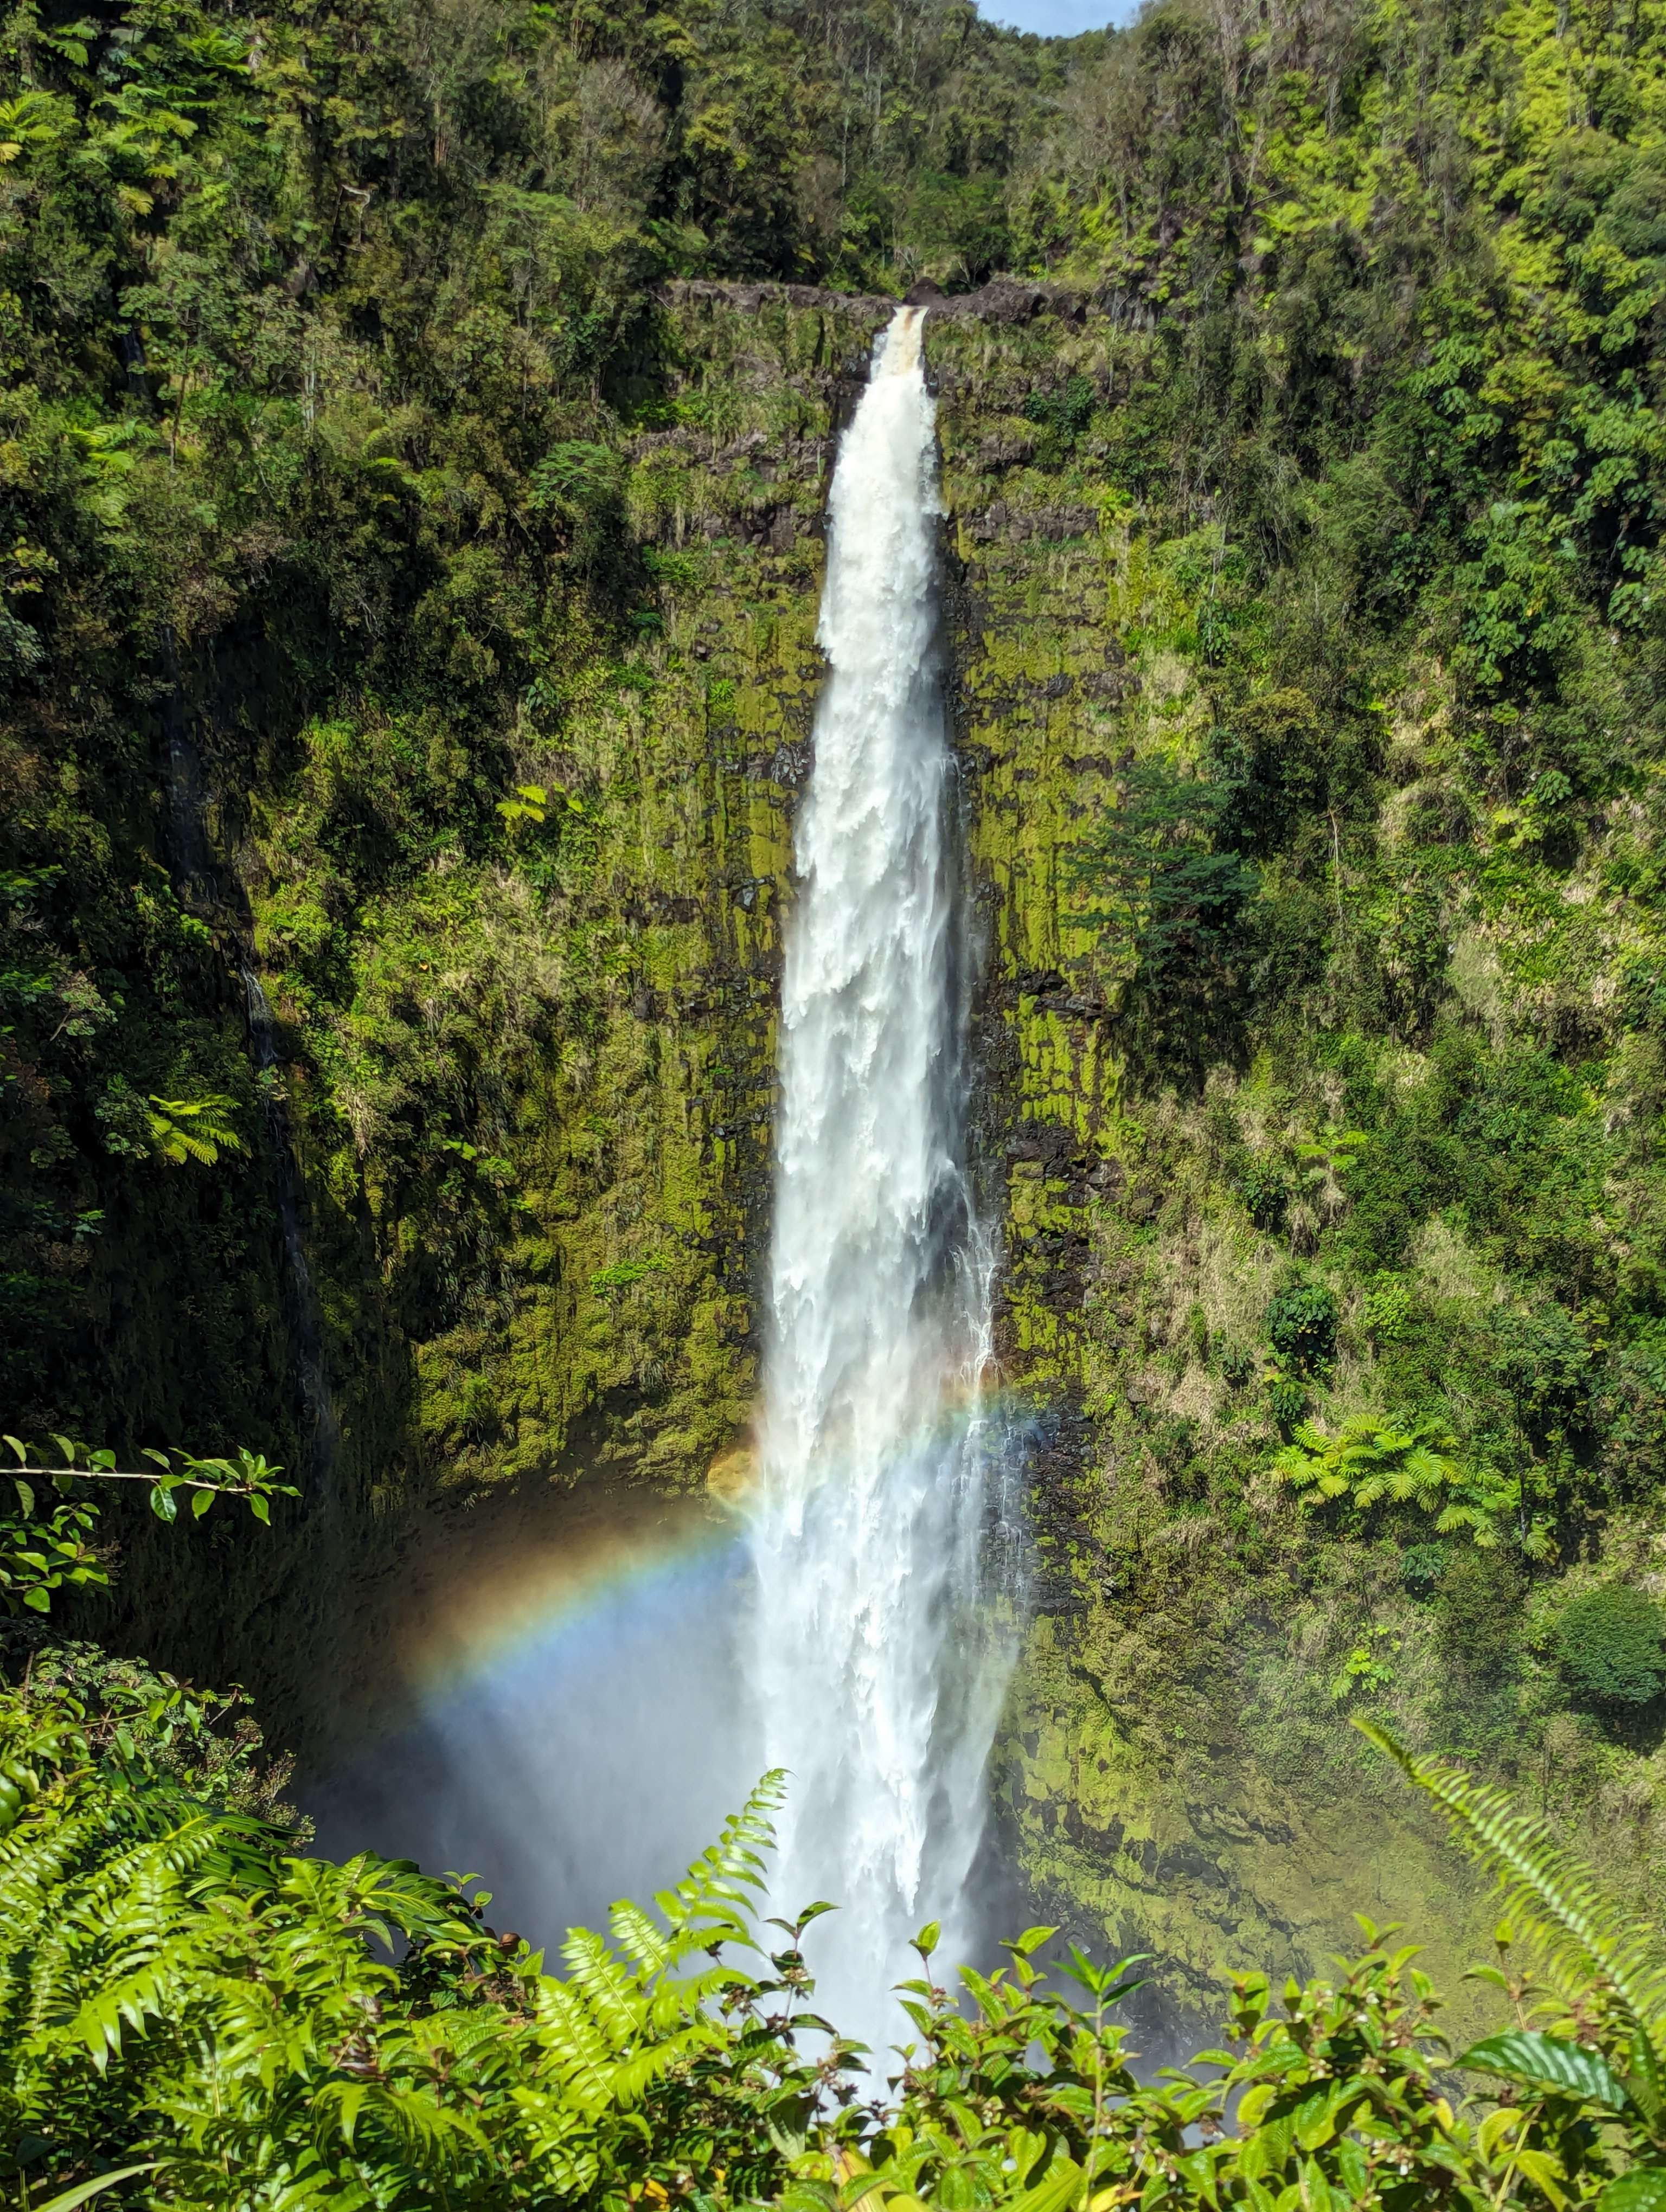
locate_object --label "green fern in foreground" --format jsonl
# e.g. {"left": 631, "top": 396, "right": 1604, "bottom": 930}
{"left": 15, "top": 1668, "right": 1666, "bottom": 2209}
{"left": 1360, "top": 1719, "right": 1666, "bottom": 2037}
{"left": 1361, "top": 1718, "right": 1666, "bottom": 2192}
{"left": 0, "top": 1701, "right": 834, "bottom": 2211}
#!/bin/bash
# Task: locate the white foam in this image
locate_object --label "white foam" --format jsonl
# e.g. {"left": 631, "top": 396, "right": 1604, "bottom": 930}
{"left": 745, "top": 306, "right": 1017, "bottom": 2067}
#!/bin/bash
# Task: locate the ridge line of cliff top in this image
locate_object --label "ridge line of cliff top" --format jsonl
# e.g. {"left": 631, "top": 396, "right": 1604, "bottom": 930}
{"left": 658, "top": 277, "right": 1093, "bottom": 323}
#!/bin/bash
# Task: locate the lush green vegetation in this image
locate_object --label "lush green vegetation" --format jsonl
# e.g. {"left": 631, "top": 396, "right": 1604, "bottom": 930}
{"left": 11, "top": 0, "right": 1666, "bottom": 2135}
{"left": 921, "top": 0, "right": 1666, "bottom": 1969}
{"left": 8, "top": 1631, "right": 1666, "bottom": 2212}
{"left": 0, "top": 0, "right": 1086, "bottom": 1575}
{"left": 0, "top": 1471, "right": 1656, "bottom": 2210}
{"left": 0, "top": 1438, "right": 292, "bottom": 1618}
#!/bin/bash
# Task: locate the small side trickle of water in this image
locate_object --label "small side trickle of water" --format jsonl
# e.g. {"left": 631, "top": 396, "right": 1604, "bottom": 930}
{"left": 746, "top": 307, "right": 1021, "bottom": 2063}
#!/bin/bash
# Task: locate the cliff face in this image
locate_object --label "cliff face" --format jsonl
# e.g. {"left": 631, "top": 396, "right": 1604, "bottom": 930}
{"left": 57, "top": 285, "right": 1491, "bottom": 2010}
{"left": 255, "top": 282, "right": 1117, "bottom": 1533}
{"left": 207, "top": 293, "right": 881, "bottom": 1735}
{"left": 701, "top": 292, "right": 1603, "bottom": 2030}
{"left": 253, "top": 293, "right": 886, "bottom": 1504}
{"left": 16, "top": 274, "right": 1651, "bottom": 2024}
{"left": 930, "top": 304, "right": 1498, "bottom": 2026}
{"left": 361, "top": 291, "right": 880, "bottom": 1488}
{"left": 373, "top": 281, "right": 1490, "bottom": 2024}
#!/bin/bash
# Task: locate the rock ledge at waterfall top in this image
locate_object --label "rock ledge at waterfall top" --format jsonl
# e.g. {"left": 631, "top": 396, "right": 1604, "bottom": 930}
{"left": 658, "top": 278, "right": 1091, "bottom": 324}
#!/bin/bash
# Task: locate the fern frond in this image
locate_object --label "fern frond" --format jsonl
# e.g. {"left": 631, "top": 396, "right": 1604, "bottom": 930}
{"left": 653, "top": 1770, "right": 784, "bottom": 1944}
{"left": 317, "top": 2076, "right": 489, "bottom": 2163}
{"left": 560, "top": 1926, "right": 649, "bottom": 2053}
{"left": 609, "top": 1896, "right": 673, "bottom": 1979}
{"left": 1359, "top": 1721, "right": 1666, "bottom": 2045}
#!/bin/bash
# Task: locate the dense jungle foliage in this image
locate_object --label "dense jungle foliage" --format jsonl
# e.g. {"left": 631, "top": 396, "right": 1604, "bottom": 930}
{"left": 979, "top": 0, "right": 1666, "bottom": 1944}
{"left": 15, "top": 0, "right": 1666, "bottom": 2167}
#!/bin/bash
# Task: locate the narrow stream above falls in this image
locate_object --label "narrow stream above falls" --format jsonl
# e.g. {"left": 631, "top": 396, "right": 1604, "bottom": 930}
{"left": 310, "top": 307, "right": 1026, "bottom": 2063}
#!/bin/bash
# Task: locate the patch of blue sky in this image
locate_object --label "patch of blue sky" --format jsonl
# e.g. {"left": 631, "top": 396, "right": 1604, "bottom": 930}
{"left": 978, "top": 0, "right": 1139, "bottom": 34}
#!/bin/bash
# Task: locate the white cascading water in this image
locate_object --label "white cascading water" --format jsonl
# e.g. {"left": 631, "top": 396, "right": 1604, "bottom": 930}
{"left": 746, "top": 307, "right": 1017, "bottom": 2063}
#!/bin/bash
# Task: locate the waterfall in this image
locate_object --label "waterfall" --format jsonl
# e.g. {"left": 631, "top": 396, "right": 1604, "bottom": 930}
{"left": 745, "top": 307, "right": 1017, "bottom": 2065}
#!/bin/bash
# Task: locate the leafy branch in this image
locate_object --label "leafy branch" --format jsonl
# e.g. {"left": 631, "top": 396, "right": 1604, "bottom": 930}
{"left": 0, "top": 1437, "right": 293, "bottom": 1614}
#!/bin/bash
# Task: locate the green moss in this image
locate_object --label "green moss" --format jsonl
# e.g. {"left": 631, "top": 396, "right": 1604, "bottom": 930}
{"left": 1557, "top": 1585, "right": 1666, "bottom": 1709}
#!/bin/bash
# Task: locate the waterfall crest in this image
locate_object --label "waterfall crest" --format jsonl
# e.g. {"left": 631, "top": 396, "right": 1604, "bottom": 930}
{"left": 746, "top": 307, "right": 1015, "bottom": 2061}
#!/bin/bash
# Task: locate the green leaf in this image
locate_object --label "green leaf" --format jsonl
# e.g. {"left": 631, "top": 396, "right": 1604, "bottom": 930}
{"left": 1010, "top": 1924, "right": 1058, "bottom": 1956}
{"left": 191, "top": 1488, "right": 212, "bottom": 1519}
{"left": 22, "top": 1586, "right": 50, "bottom": 1612}
{"left": 12, "top": 1477, "right": 33, "bottom": 1517}
{"left": 1627, "top": 2029, "right": 1666, "bottom": 2124}
{"left": 248, "top": 1493, "right": 270, "bottom": 1524}
{"left": 1599, "top": 2170, "right": 1666, "bottom": 2212}
{"left": 1335, "top": 2139, "right": 1369, "bottom": 2200}
{"left": 1295, "top": 2084, "right": 1339, "bottom": 2150}
{"left": 1361, "top": 1720, "right": 1666, "bottom": 2034}
{"left": 1012, "top": 2155, "right": 1084, "bottom": 2212}
{"left": 149, "top": 1484, "right": 178, "bottom": 1524}
{"left": 34, "top": 2164, "right": 156, "bottom": 2212}
{"left": 1457, "top": 2030, "right": 1636, "bottom": 2114}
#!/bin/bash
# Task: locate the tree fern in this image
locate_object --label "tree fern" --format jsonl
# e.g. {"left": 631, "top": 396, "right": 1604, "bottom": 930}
{"left": 143, "top": 1095, "right": 245, "bottom": 1168}
{"left": 1273, "top": 1415, "right": 1459, "bottom": 1512}
{"left": 533, "top": 1769, "right": 789, "bottom": 2107}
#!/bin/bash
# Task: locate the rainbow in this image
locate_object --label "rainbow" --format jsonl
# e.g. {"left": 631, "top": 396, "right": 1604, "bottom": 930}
{"left": 391, "top": 1485, "right": 743, "bottom": 1711}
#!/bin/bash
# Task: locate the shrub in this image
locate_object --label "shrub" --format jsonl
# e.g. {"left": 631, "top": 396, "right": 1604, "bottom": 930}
{"left": 1237, "top": 1153, "right": 1290, "bottom": 1230}
{"left": 1438, "top": 1549, "right": 1525, "bottom": 1689}
{"left": 1266, "top": 1372, "right": 1308, "bottom": 1429}
{"left": 1362, "top": 1272, "right": 1413, "bottom": 1342}
{"left": 12, "top": 1680, "right": 1666, "bottom": 2212}
{"left": 1266, "top": 1279, "right": 1338, "bottom": 1372}
{"left": 1023, "top": 371, "right": 1097, "bottom": 447}
{"left": 1556, "top": 1582, "right": 1666, "bottom": 1707}
{"left": 1220, "top": 1340, "right": 1255, "bottom": 1387}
